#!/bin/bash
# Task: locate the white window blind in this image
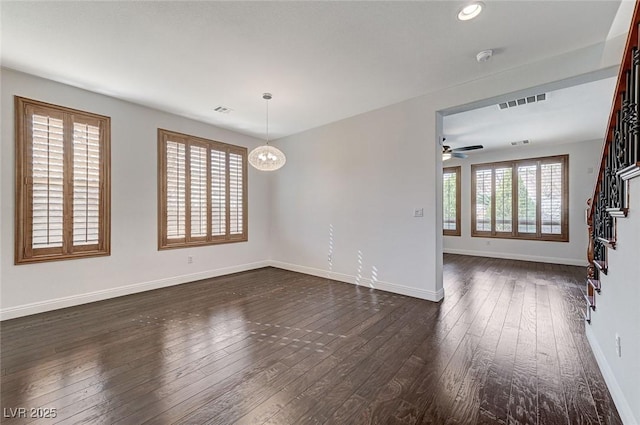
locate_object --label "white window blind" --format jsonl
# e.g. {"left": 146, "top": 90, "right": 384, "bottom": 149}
{"left": 541, "top": 162, "right": 563, "bottom": 234}
{"left": 475, "top": 169, "right": 492, "bottom": 232}
{"left": 229, "top": 152, "right": 243, "bottom": 235}
{"left": 211, "top": 149, "right": 226, "bottom": 236}
{"left": 166, "top": 141, "right": 186, "bottom": 239}
{"left": 442, "top": 166, "right": 460, "bottom": 235}
{"left": 31, "top": 114, "right": 64, "bottom": 249}
{"left": 517, "top": 165, "right": 537, "bottom": 234}
{"left": 495, "top": 167, "right": 512, "bottom": 232}
{"left": 190, "top": 145, "right": 208, "bottom": 238}
{"left": 443, "top": 171, "right": 456, "bottom": 230}
{"left": 73, "top": 122, "right": 101, "bottom": 246}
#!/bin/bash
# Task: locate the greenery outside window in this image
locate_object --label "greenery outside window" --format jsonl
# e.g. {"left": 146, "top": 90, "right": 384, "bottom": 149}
{"left": 443, "top": 166, "right": 461, "bottom": 236}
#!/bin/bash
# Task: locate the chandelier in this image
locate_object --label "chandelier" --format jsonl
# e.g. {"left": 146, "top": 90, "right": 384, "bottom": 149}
{"left": 248, "top": 93, "right": 286, "bottom": 171}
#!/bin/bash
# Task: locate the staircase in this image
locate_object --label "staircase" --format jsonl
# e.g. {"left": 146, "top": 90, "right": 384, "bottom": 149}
{"left": 585, "top": 1, "right": 640, "bottom": 324}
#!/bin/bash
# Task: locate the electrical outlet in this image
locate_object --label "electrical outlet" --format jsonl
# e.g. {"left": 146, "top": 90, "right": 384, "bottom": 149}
{"left": 414, "top": 208, "right": 424, "bottom": 217}
{"left": 187, "top": 256, "right": 193, "bottom": 264}
{"left": 615, "top": 333, "right": 621, "bottom": 357}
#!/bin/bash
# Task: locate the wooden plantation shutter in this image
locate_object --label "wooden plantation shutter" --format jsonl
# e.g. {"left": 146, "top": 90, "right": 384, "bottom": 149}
{"left": 471, "top": 155, "right": 568, "bottom": 241}
{"left": 211, "top": 149, "right": 226, "bottom": 236}
{"left": 15, "top": 97, "right": 111, "bottom": 264}
{"left": 473, "top": 168, "right": 492, "bottom": 234}
{"left": 166, "top": 139, "right": 186, "bottom": 240}
{"left": 229, "top": 151, "right": 244, "bottom": 237}
{"left": 73, "top": 120, "right": 102, "bottom": 247}
{"left": 190, "top": 144, "right": 208, "bottom": 240}
{"left": 443, "top": 166, "right": 460, "bottom": 236}
{"left": 540, "top": 161, "right": 565, "bottom": 235}
{"left": 158, "top": 129, "right": 247, "bottom": 249}
{"left": 31, "top": 111, "right": 65, "bottom": 251}
{"left": 517, "top": 164, "right": 537, "bottom": 234}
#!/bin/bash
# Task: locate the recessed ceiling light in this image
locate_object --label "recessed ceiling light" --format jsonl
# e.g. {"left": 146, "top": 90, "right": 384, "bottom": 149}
{"left": 458, "top": 2, "right": 484, "bottom": 21}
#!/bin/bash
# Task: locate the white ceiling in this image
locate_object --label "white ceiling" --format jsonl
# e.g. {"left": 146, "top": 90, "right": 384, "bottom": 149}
{"left": 443, "top": 76, "right": 618, "bottom": 153}
{"left": 1, "top": 1, "right": 623, "bottom": 141}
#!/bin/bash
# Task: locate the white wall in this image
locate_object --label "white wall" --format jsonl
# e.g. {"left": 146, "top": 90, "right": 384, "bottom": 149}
{"left": 0, "top": 69, "right": 271, "bottom": 319}
{"left": 443, "top": 139, "right": 602, "bottom": 266}
{"left": 587, "top": 177, "right": 640, "bottom": 425}
{"left": 269, "top": 37, "right": 626, "bottom": 302}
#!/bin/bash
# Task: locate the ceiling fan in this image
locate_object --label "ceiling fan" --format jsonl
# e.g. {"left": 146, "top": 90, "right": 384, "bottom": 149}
{"left": 442, "top": 138, "right": 483, "bottom": 160}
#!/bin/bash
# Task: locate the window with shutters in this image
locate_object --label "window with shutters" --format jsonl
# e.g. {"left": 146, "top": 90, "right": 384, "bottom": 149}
{"left": 443, "top": 166, "right": 461, "bottom": 236}
{"left": 471, "top": 155, "right": 568, "bottom": 241}
{"left": 158, "top": 129, "right": 247, "bottom": 249}
{"left": 15, "top": 97, "right": 111, "bottom": 264}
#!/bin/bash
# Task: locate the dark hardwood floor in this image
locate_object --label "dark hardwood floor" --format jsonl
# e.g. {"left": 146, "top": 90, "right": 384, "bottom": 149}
{"left": 0, "top": 254, "right": 622, "bottom": 424}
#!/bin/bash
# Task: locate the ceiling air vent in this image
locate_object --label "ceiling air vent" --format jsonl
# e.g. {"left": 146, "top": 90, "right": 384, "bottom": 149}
{"left": 498, "top": 93, "right": 546, "bottom": 110}
{"left": 511, "top": 139, "right": 530, "bottom": 146}
{"left": 214, "top": 106, "right": 233, "bottom": 114}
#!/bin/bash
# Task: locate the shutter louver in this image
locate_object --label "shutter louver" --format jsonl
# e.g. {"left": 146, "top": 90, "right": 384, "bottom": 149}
{"left": 541, "top": 162, "right": 563, "bottom": 234}
{"left": 517, "top": 165, "right": 537, "bottom": 233}
{"left": 73, "top": 122, "right": 101, "bottom": 246}
{"left": 443, "top": 170, "right": 456, "bottom": 231}
{"left": 166, "top": 141, "right": 186, "bottom": 239}
{"left": 190, "top": 145, "right": 207, "bottom": 238}
{"left": 211, "top": 149, "right": 226, "bottom": 236}
{"left": 495, "top": 167, "right": 512, "bottom": 232}
{"left": 31, "top": 114, "right": 64, "bottom": 249}
{"left": 475, "top": 169, "right": 492, "bottom": 232}
{"left": 229, "top": 152, "right": 243, "bottom": 235}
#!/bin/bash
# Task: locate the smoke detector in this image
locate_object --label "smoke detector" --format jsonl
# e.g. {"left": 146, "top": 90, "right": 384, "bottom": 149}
{"left": 476, "top": 49, "right": 493, "bottom": 63}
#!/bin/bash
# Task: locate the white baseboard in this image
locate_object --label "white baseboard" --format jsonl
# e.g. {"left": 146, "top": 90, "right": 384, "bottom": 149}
{"left": 443, "top": 248, "right": 588, "bottom": 267}
{"left": 585, "top": 324, "right": 637, "bottom": 425}
{"left": 0, "top": 261, "right": 269, "bottom": 321}
{"left": 268, "top": 260, "right": 444, "bottom": 302}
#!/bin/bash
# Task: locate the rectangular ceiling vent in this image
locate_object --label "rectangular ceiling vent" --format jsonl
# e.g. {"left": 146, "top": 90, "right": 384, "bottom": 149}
{"left": 511, "top": 139, "right": 530, "bottom": 146}
{"left": 498, "top": 93, "right": 546, "bottom": 110}
{"left": 214, "top": 106, "right": 233, "bottom": 114}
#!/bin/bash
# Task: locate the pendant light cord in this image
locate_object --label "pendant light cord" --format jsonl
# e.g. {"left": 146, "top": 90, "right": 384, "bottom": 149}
{"left": 265, "top": 97, "right": 270, "bottom": 145}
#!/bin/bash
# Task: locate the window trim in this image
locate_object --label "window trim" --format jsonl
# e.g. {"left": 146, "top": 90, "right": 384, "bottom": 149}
{"left": 15, "top": 96, "right": 111, "bottom": 264}
{"left": 157, "top": 128, "right": 248, "bottom": 250}
{"left": 443, "top": 166, "right": 461, "bottom": 236}
{"left": 471, "top": 154, "right": 569, "bottom": 242}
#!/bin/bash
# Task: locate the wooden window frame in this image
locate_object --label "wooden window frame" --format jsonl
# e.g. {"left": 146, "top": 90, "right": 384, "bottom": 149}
{"left": 158, "top": 129, "right": 248, "bottom": 250}
{"left": 15, "top": 96, "right": 111, "bottom": 264}
{"left": 471, "top": 154, "right": 569, "bottom": 242}
{"left": 443, "top": 166, "right": 461, "bottom": 236}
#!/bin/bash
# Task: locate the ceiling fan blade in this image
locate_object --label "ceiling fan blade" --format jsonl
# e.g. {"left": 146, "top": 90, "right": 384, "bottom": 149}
{"left": 452, "top": 152, "right": 468, "bottom": 158}
{"left": 452, "top": 145, "right": 483, "bottom": 152}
